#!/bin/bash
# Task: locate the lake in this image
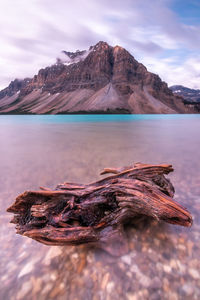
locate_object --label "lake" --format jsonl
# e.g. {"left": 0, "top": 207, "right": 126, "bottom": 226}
{"left": 0, "top": 115, "right": 200, "bottom": 300}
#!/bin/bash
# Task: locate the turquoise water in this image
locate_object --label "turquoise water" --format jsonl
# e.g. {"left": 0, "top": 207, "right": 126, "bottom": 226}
{"left": 0, "top": 114, "right": 199, "bottom": 124}
{"left": 0, "top": 114, "right": 200, "bottom": 300}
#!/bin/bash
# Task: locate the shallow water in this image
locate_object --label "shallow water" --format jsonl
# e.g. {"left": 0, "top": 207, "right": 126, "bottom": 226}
{"left": 0, "top": 115, "right": 200, "bottom": 300}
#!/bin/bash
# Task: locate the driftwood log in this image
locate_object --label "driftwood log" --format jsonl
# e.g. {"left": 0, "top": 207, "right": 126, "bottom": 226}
{"left": 7, "top": 163, "right": 192, "bottom": 255}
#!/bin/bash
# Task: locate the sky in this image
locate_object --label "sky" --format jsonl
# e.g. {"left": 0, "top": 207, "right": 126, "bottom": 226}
{"left": 1, "top": 0, "right": 200, "bottom": 90}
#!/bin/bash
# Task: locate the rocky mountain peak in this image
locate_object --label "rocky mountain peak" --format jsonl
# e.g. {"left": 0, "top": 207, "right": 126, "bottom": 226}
{"left": 0, "top": 41, "right": 198, "bottom": 114}
{"left": 90, "top": 41, "right": 110, "bottom": 51}
{"left": 113, "top": 45, "right": 125, "bottom": 52}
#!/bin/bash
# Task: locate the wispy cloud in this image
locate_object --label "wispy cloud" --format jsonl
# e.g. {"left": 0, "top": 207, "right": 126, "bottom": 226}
{"left": 0, "top": 0, "right": 200, "bottom": 89}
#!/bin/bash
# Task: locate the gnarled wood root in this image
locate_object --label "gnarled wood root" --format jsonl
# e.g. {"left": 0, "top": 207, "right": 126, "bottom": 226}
{"left": 7, "top": 163, "right": 192, "bottom": 255}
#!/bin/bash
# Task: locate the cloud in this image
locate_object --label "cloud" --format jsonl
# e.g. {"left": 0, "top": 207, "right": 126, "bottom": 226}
{"left": 142, "top": 54, "right": 200, "bottom": 88}
{"left": 0, "top": 0, "right": 200, "bottom": 89}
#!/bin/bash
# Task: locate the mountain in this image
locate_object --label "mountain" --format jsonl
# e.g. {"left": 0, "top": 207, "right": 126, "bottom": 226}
{"left": 170, "top": 85, "right": 200, "bottom": 103}
{"left": 0, "top": 41, "right": 197, "bottom": 114}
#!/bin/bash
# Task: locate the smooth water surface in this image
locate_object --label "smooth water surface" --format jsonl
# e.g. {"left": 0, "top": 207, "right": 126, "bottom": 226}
{"left": 0, "top": 115, "right": 200, "bottom": 300}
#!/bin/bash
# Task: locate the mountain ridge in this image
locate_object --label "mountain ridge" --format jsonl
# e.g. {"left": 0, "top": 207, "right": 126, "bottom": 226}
{"left": 0, "top": 41, "right": 197, "bottom": 114}
{"left": 170, "top": 85, "right": 200, "bottom": 103}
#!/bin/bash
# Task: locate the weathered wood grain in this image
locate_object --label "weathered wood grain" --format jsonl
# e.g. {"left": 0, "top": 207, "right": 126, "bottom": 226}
{"left": 7, "top": 163, "right": 192, "bottom": 255}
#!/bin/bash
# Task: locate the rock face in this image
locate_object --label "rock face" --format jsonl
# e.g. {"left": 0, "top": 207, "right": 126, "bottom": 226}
{"left": 0, "top": 78, "right": 31, "bottom": 99}
{"left": 0, "top": 41, "right": 197, "bottom": 114}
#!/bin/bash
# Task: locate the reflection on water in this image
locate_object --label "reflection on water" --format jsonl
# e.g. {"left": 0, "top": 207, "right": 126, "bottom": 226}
{"left": 0, "top": 115, "right": 200, "bottom": 300}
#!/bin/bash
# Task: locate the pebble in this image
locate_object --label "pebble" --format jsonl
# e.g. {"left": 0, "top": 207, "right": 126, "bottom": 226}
{"left": 42, "top": 283, "right": 53, "bottom": 295}
{"left": 71, "top": 252, "right": 78, "bottom": 260}
{"left": 139, "top": 274, "right": 151, "bottom": 288}
{"left": 106, "top": 281, "right": 114, "bottom": 293}
{"left": 176, "top": 260, "right": 186, "bottom": 273}
{"left": 181, "top": 283, "right": 194, "bottom": 296}
{"left": 49, "top": 284, "right": 64, "bottom": 298}
{"left": 163, "top": 265, "right": 172, "bottom": 273}
{"left": 18, "top": 251, "right": 28, "bottom": 259}
{"left": 167, "top": 292, "right": 178, "bottom": 300}
{"left": 177, "top": 244, "right": 186, "bottom": 251}
{"left": 127, "top": 289, "right": 149, "bottom": 300}
{"left": 149, "top": 252, "right": 158, "bottom": 262}
{"left": 43, "top": 247, "right": 62, "bottom": 266}
{"left": 50, "top": 272, "right": 57, "bottom": 281}
{"left": 121, "top": 254, "right": 132, "bottom": 265}
{"left": 187, "top": 241, "right": 194, "bottom": 256}
{"left": 149, "top": 291, "right": 162, "bottom": 300}
{"left": 126, "top": 293, "right": 138, "bottom": 300}
{"left": 77, "top": 252, "right": 87, "bottom": 274}
{"left": 150, "top": 277, "right": 162, "bottom": 290}
{"left": 16, "top": 281, "right": 32, "bottom": 299}
{"left": 154, "top": 238, "right": 160, "bottom": 247}
{"left": 156, "top": 262, "right": 163, "bottom": 272}
{"left": 18, "top": 261, "right": 34, "bottom": 278}
{"left": 163, "top": 278, "right": 169, "bottom": 292}
{"left": 118, "top": 262, "right": 126, "bottom": 271}
{"left": 188, "top": 268, "right": 200, "bottom": 280}
{"left": 126, "top": 271, "right": 132, "bottom": 278}
{"left": 41, "top": 273, "right": 52, "bottom": 282}
{"left": 101, "top": 273, "right": 110, "bottom": 290}
{"left": 130, "top": 265, "right": 140, "bottom": 274}
{"left": 170, "top": 259, "right": 177, "bottom": 269}
{"left": 31, "top": 276, "right": 42, "bottom": 294}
